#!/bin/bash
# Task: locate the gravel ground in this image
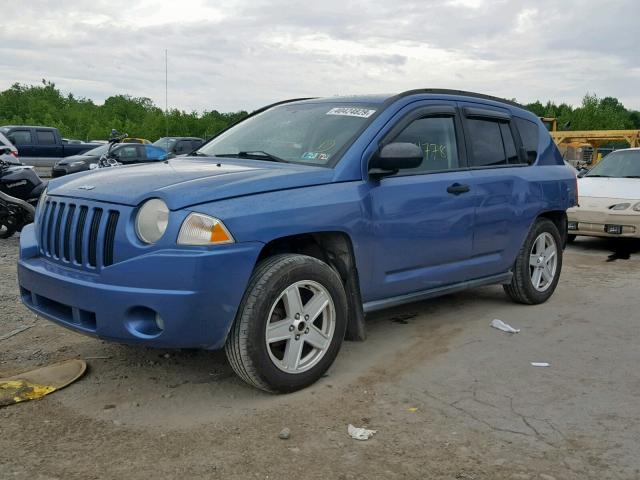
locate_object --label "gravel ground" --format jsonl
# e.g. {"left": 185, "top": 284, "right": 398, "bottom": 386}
{"left": 1, "top": 234, "right": 639, "bottom": 479}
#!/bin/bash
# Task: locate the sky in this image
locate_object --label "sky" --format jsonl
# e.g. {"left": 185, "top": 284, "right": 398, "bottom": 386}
{"left": 1, "top": 0, "right": 639, "bottom": 112}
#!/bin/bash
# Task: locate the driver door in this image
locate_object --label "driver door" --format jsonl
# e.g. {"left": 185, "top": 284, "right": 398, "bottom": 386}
{"left": 367, "top": 103, "right": 476, "bottom": 301}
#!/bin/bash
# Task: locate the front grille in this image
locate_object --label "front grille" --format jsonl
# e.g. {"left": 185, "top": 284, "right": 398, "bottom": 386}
{"left": 38, "top": 198, "right": 120, "bottom": 270}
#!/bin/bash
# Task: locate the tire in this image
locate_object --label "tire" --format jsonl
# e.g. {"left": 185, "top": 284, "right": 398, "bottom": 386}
{"left": 225, "top": 254, "right": 348, "bottom": 393}
{"left": 567, "top": 234, "right": 576, "bottom": 244}
{"left": 504, "top": 218, "right": 563, "bottom": 305}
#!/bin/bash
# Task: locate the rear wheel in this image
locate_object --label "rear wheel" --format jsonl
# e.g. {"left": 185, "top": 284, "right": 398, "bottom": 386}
{"left": 225, "top": 254, "right": 347, "bottom": 393}
{"left": 504, "top": 218, "right": 563, "bottom": 305}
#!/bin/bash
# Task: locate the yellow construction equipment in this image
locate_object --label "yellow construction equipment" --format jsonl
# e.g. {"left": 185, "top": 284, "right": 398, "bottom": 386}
{"left": 540, "top": 118, "right": 640, "bottom": 165}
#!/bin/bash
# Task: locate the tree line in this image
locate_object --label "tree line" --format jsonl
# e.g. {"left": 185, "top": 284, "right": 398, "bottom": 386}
{"left": 0, "top": 80, "right": 248, "bottom": 141}
{"left": 0, "top": 80, "right": 638, "bottom": 142}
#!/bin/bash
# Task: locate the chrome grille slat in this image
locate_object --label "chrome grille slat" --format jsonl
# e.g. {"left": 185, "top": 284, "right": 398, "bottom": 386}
{"left": 63, "top": 204, "right": 76, "bottom": 261}
{"left": 87, "top": 208, "right": 103, "bottom": 267}
{"left": 75, "top": 206, "right": 88, "bottom": 265}
{"left": 103, "top": 211, "right": 119, "bottom": 267}
{"left": 53, "top": 203, "right": 66, "bottom": 258}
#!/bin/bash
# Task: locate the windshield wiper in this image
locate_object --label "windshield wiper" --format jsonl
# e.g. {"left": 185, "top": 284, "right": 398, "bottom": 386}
{"left": 188, "top": 151, "right": 209, "bottom": 157}
{"left": 237, "top": 151, "right": 288, "bottom": 163}
{"left": 584, "top": 174, "right": 610, "bottom": 177}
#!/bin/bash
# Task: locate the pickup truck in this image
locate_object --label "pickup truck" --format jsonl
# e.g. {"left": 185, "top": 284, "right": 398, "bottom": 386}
{"left": 18, "top": 89, "right": 577, "bottom": 393}
{"left": 0, "top": 126, "right": 99, "bottom": 174}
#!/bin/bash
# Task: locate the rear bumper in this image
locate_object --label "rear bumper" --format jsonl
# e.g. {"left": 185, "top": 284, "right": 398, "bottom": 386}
{"left": 18, "top": 224, "right": 262, "bottom": 349}
{"left": 567, "top": 208, "right": 640, "bottom": 239}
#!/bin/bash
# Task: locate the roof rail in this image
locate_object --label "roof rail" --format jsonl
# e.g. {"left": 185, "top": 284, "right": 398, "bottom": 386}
{"left": 392, "top": 89, "right": 524, "bottom": 109}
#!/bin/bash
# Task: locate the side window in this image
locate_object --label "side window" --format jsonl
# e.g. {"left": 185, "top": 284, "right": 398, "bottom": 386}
{"left": 514, "top": 117, "right": 539, "bottom": 163}
{"left": 115, "top": 145, "right": 138, "bottom": 159}
{"left": 499, "top": 123, "right": 519, "bottom": 164}
{"left": 8, "top": 130, "right": 33, "bottom": 145}
{"left": 190, "top": 140, "right": 203, "bottom": 150}
{"left": 36, "top": 130, "right": 56, "bottom": 145}
{"left": 175, "top": 141, "right": 191, "bottom": 154}
{"left": 391, "top": 116, "right": 459, "bottom": 173}
{"left": 466, "top": 119, "right": 507, "bottom": 167}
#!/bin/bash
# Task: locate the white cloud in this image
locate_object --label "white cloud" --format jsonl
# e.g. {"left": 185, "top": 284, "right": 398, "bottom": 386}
{"left": 0, "top": 0, "right": 638, "bottom": 111}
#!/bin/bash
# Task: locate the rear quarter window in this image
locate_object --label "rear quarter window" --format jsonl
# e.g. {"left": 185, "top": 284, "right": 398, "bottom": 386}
{"left": 515, "top": 117, "right": 539, "bottom": 163}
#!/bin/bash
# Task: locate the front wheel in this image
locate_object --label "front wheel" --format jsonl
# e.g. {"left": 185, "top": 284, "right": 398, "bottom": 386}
{"left": 225, "top": 254, "right": 348, "bottom": 393}
{"left": 504, "top": 218, "right": 563, "bottom": 305}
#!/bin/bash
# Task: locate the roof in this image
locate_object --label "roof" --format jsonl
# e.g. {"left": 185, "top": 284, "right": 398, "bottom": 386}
{"left": 0, "top": 125, "right": 57, "bottom": 130}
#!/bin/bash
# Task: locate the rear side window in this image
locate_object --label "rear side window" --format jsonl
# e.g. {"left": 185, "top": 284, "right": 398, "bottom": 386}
{"left": 466, "top": 119, "right": 507, "bottom": 166}
{"left": 36, "top": 130, "right": 56, "bottom": 145}
{"left": 8, "top": 130, "right": 32, "bottom": 145}
{"left": 500, "top": 123, "right": 519, "bottom": 163}
{"left": 116, "top": 145, "right": 139, "bottom": 159}
{"left": 391, "top": 116, "right": 459, "bottom": 173}
{"left": 515, "top": 117, "right": 539, "bottom": 163}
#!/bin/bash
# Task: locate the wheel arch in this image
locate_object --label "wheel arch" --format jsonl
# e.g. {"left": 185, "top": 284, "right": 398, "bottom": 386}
{"left": 537, "top": 210, "right": 568, "bottom": 247}
{"left": 256, "top": 231, "right": 366, "bottom": 341}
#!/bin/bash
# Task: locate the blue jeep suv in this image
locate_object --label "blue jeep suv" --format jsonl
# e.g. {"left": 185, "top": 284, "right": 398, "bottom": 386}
{"left": 17, "top": 90, "right": 577, "bottom": 392}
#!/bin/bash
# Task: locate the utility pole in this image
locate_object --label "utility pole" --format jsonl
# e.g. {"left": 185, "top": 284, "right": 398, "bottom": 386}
{"left": 165, "top": 49, "right": 168, "bottom": 139}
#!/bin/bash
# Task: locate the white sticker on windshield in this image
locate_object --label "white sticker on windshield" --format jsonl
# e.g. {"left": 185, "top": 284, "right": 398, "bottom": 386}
{"left": 326, "top": 107, "right": 376, "bottom": 118}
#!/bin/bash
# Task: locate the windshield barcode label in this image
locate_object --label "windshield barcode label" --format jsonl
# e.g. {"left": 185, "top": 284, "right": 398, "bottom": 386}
{"left": 326, "top": 108, "right": 376, "bottom": 118}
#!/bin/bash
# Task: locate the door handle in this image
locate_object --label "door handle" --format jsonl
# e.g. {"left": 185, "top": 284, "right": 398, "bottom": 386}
{"left": 447, "top": 183, "right": 471, "bottom": 195}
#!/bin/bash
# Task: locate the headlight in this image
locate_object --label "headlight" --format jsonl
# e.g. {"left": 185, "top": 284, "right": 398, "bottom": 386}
{"left": 177, "top": 213, "right": 234, "bottom": 245}
{"left": 633, "top": 202, "right": 640, "bottom": 212}
{"left": 135, "top": 198, "right": 169, "bottom": 244}
{"left": 610, "top": 203, "right": 630, "bottom": 210}
{"left": 69, "top": 161, "right": 86, "bottom": 167}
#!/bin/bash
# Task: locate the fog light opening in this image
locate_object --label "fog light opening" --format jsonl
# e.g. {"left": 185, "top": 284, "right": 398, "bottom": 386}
{"left": 125, "top": 306, "right": 164, "bottom": 338}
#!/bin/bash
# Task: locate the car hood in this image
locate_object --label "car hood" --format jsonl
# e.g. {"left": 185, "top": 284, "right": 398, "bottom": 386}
{"left": 47, "top": 157, "right": 335, "bottom": 209}
{"left": 579, "top": 177, "right": 640, "bottom": 200}
{"left": 56, "top": 154, "right": 98, "bottom": 165}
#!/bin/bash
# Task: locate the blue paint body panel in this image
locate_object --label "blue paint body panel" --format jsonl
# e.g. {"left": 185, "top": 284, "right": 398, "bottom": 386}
{"left": 17, "top": 91, "right": 577, "bottom": 349}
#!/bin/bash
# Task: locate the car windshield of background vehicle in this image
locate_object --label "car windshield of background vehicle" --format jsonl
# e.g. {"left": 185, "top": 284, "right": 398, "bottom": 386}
{"left": 84, "top": 144, "right": 110, "bottom": 156}
{"left": 153, "top": 137, "right": 178, "bottom": 151}
{"left": 197, "top": 103, "right": 378, "bottom": 166}
{"left": 586, "top": 150, "right": 640, "bottom": 178}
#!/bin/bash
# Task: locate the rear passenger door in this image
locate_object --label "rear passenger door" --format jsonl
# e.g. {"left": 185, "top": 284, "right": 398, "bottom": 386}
{"left": 35, "top": 129, "right": 62, "bottom": 158}
{"left": 458, "top": 103, "right": 533, "bottom": 278}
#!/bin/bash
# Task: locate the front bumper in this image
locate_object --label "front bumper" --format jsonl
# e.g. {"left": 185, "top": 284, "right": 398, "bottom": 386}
{"left": 18, "top": 224, "right": 262, "bottom": 349}
{"left": 567, "top": 204, "right": 640, "bottom": 239}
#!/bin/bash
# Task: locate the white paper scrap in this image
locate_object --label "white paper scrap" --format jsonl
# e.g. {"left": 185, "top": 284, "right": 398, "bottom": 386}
{"left": 531, "top": 362, "right": 550, "bottom": 367}
{"left": 348, "top": 424, "right": 377, "bottom": 441}
{"left": 490, "top": 319, "right": 520, "bottom": 333}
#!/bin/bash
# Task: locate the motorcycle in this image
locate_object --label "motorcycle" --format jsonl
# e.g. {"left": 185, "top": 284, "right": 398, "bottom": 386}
{"left": 0, "top": 149, "right": 47, "bottom": 238}
{"left": 90, "top": 130, "right": 128, "bottom": 171}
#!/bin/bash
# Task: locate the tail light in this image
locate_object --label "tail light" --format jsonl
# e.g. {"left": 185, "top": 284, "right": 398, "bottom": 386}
{"left": 10, "top": 151, "right": 18, "bottom": 159}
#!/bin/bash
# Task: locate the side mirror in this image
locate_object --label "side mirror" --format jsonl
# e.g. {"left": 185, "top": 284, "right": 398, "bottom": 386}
{"left": 369, "top": 142, "right": 423, "bottom": 177}
{"left": 577, "top": 168, "right": 589, "bottom": 178}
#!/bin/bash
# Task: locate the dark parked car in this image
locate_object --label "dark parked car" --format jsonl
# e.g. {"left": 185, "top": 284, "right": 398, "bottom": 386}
{"left": 52, "top": 143, "right": 171, "bottom": 177}
{"left": 153, "top": 137, "right": 203, "bottom": 155}
{"left": 0, "top": 126, "right": 99, "bottom": 170}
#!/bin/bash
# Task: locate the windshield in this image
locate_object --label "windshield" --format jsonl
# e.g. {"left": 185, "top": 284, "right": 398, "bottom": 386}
{"left": 586, "top": 150, "right": 640, "bottom": 178}
{"left": 83, "top": 144, "right": 110, "bottom": 156}
{"left": 153, "top": 137, "right": 178, "bottom": 151}
{"left": 197, "top": 103, "right": 378, "bottom": 165}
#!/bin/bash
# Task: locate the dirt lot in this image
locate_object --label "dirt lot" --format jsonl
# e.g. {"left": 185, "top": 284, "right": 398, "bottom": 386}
{"left": 1, "top": 235, "right": 639, "bottom": 480}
